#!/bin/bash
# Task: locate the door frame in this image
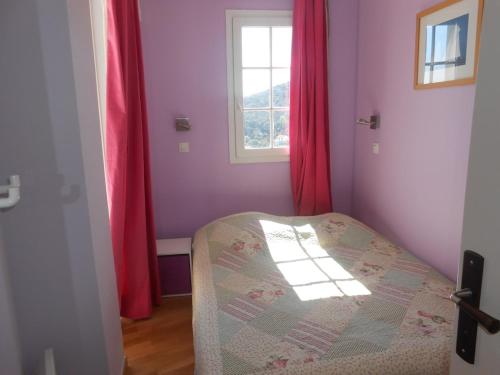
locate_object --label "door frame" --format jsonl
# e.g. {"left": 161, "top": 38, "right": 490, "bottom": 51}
{"left": 65, "top": 0, "right": 125, "bottom": 374}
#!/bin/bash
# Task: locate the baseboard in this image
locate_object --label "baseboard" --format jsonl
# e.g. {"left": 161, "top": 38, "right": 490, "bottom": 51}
{"left": 162, "top": 293, "right": 192, "bottom": 298}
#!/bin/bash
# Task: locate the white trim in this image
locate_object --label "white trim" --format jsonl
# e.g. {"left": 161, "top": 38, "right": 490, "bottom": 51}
{"left": 89, "top": 0, "right": 107, "bottom": 156}
{"left": 156, "top": 238, "right": 192, "bottom": 256}
{"left": 65, "top": 1, "right": 124, "bottom": 374}
{"left": 226, "top": 10, "right": 293, "bottom": 164}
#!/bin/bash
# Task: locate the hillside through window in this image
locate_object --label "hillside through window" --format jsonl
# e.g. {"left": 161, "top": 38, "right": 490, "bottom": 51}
{"left": 227, "top": 11, "right": 293, "bottom": 163}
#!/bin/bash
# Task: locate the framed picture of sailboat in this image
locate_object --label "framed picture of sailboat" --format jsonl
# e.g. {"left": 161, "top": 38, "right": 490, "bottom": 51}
{"left": 414, "top": 0, "right": 484, "bottom": 89}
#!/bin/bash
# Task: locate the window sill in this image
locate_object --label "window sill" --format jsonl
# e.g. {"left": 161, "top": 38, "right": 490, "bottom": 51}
{"left": 230, "top": 154, "right": 290, "bottom": 164}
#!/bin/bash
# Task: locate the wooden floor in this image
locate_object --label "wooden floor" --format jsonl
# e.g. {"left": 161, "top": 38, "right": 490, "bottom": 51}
{"left": 122, "top": 296, "right": 195, "bottom": 375}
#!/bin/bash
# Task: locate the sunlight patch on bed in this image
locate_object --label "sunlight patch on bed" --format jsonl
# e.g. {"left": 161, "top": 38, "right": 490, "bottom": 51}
{"left": 260, "top": 220, "right": 310, "bottom": 262}
{"left": 293, "top": 282, "right": 344, "bottom": 301}
{"left": 277, "top": 260, "right": 329, "bottom": 286}
{"left": 259, "top": 219, "right": 371, "bottom": 302}
{"left": 292, "top": 224, "right": 330, "bottom": 258}
{"left": 336, "top": 280, "right": 371, "bottom": 296}
{"left": 314, "top": 257, "right": 353, "bottom": 280}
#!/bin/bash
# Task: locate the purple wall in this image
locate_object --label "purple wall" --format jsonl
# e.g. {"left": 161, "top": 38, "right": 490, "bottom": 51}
{"left": 158, "top": 255, "right": 192, "bottom": 295}
{"left": 329, "top": 0, "right": 359, "bottom": 214}
{"left": 141, "top": 0, "right": 358, "bottom": 238}
{"left": 353, "top": 0, "right": 476, "bottom": 280}
{"left": 141, "top": 0, "right": 467, "bottom": 280}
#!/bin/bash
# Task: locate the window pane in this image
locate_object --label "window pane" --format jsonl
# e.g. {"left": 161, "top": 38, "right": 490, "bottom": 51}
{"left": 244, "top": 111, "right": 271, "bottom": 149}
{"left": 272, "top": 69, "right": 290, "bottom": 108}
{"left": 242, "top": 27, "right": 270, "bottom": 67}
{"left": 273, "top": 110, "right": 289, "bottom": 148}
{"left": 272, "top": 27, "right": 292, "bottom": 67}
{"left": 243, "top": 69, "right": 270, "bottom": 109}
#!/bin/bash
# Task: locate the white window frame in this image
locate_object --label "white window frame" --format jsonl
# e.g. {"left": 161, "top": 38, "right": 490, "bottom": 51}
{"left": 226, "top": 10, "right": 293, "bottom": 164}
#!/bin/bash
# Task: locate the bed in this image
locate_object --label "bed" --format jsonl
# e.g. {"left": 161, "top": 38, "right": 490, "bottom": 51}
{"left": 192, "top": 212, "right": 455, "bottom": 374}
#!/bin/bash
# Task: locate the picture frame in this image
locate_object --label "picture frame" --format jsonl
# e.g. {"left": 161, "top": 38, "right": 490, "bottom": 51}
{"left": 414, "top": 0, "right": 484, "bottom": 89}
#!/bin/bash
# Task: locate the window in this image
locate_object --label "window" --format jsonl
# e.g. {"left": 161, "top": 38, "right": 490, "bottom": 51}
{"left": 424, "top": 15, "right": 469, "bottom": 84}
{"left": 226, "top": 10, "right": 293, "bottom": 164}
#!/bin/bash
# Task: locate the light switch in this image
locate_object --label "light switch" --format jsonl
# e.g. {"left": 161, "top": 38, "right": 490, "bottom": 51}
{"left": 372, "top": 143, "right": 380, "bottom": 155}
{"left": 179, "top": 142, "right": 190, "bottom": 153}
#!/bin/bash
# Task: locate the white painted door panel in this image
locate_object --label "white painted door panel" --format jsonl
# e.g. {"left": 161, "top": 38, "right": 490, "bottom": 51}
{"left": 0, "top": 226, "right": 22, "bottom": 375}
{"left": 450, "top": 0, "right": 500, "bottom": 373}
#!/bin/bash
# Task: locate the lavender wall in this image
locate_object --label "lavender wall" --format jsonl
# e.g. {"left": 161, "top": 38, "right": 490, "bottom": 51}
{"left": 141, "top": 0, "right": 358, "bottom": 238}
{"left": 353, "top": 0, "right": 476, "bottom": 280}
{"left": 329, "top": 0, "right": 359, "bottom": 214}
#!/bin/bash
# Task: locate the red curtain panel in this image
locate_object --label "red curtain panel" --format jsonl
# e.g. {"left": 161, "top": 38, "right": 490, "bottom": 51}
{"left": 106, "top": 0, "right": 161, "bottom": 319}
{"left": 290, "top": 0, "right": 333, "bottom": 216}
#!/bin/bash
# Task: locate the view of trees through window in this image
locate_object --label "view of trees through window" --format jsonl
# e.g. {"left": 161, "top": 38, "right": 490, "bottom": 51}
{"left": 241, "top": 26, "right": 292, "bottom": 151}
{"left": 244, "top": 81, "right": 290, "bottom": 149}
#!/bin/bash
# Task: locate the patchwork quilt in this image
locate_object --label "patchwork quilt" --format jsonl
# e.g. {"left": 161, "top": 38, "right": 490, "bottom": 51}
{"left": 192, "top": 212, "right": 455, "bottom": 374}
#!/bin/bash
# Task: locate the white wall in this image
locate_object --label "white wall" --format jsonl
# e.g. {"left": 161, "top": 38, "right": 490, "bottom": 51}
{"left": 0, "top": 0, "right": 123, "bottom": 373}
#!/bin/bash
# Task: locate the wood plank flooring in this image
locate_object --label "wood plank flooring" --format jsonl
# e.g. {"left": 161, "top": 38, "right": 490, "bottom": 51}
{"left": 122, "top": 296, "right": 194, "bottom": 375}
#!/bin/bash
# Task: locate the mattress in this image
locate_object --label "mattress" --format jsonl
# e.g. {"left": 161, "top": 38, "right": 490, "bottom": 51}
{"left": 192, "top": 212, "right": 455, "bottom": 375}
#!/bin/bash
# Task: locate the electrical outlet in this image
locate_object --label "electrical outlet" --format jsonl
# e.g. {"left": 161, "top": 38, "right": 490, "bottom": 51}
{"left": 372, "top": 143, "right": 380, "bottom": 155}
{"left": 179, "top": 142, "right": 190, "bottom": 153}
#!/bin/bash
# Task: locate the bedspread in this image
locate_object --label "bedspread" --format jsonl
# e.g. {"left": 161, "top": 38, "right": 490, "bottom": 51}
{"left": 192, "top": 212, "right": 455, "bottom": 374}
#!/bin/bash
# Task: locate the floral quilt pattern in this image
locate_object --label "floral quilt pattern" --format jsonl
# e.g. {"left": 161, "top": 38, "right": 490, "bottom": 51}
{"left": 193, "top": 212, "right": 455, "bottom": 374}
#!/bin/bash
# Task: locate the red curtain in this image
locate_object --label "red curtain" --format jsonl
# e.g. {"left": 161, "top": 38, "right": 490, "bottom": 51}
{"left": 106, "top": 0, "right": 161, "bottom": 319}
{"left": 290, "top": 0, "right": 333, "bottom": 216}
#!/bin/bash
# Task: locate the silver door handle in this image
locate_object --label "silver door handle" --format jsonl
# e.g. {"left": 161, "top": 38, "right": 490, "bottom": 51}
{"left": 451, "top": 288, "right": 500, "bottom": 334}
{"left": 0, "top": 175, "right": 21, "bottom": 209}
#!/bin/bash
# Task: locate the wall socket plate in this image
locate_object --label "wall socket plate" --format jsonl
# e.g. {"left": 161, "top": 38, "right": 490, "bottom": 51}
{"left": 179, "top": 142, "right": 190, "bottom": 153}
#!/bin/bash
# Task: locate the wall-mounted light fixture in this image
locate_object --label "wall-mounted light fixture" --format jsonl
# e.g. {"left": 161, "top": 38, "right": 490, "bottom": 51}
{"left": 356, "top": 114, "right": 380, "bottom": 130}
{"left": 175, "top": 117, "right": 191, "bottom": 131}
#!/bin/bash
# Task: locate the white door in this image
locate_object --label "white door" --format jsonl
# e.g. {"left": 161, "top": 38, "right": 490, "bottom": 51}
{"left": 450, "top": 0, "right": 500, "bottom": 373}
{"left": 0, "top": 226, "right": 22, "bottom": 375}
